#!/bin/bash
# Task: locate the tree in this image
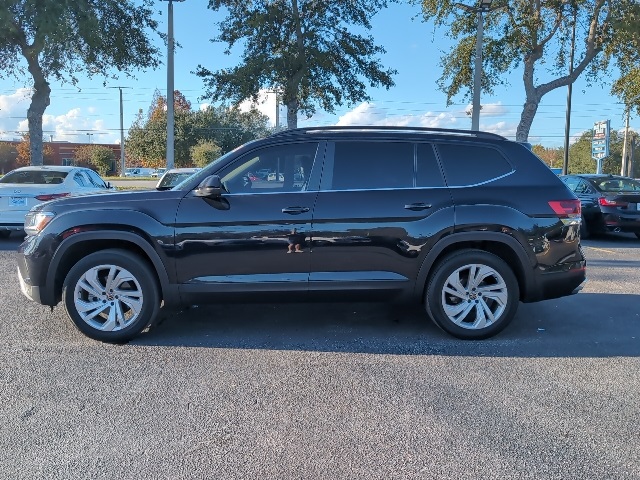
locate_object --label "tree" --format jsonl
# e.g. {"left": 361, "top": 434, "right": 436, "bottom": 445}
{"left": 0, "top": 1, "right": 161, "bottom": 166}
{"left": 567, "top": 129, "right": 625, "bottom": 174}
{"left": 197, "top": 0, "right": 397, "bottom": 129}
{"left": 126, "top": 91, "right": 272, "bottom": 167}
{"left": 532, "top": 144, "right": 564, "bottom": 169}
{"left": 15, "top": 134, "right": 54, "bottom": 167}
{"left": 0, "top": 143, "right": 18, "bottom": 174}
{"left": 74, "top": 145, "right": 115, "bottom": 176}
{"left": 416, "top": 0, "right": 640, "bottom": 141}
{"left": 190, "top": 140, "right": 222, "bottom": 168}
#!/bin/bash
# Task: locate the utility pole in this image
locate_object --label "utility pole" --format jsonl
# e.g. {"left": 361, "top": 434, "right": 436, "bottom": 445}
{"left": 162, "top": 0, "right": 185, "bottom": 170}
{"left": 275, "top": 91, "right": 280, "bottom": 131}
{"left": 621, "top": 107, "right": 630, "bottom": 177}
{"left": 562, "top": 4, "right": 577, "bottom": 176}
{"left": 109, "top": 87, "right": 131, "bottom": 177}
{"left": 621, "top": 95, "right": 640, "bottom": 177}
{"left": 455, "top": 0, "right": 496, "bottom": 131}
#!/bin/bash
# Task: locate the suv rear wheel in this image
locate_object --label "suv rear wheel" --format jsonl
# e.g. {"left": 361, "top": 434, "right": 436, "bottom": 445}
{"left": 426, "top": 249, "right": 519, "bottom": 339}
{"left": 62, "top": 249, "right": 160, "bottom": 343}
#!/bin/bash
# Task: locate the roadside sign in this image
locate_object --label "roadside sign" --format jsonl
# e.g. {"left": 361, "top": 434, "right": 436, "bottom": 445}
{"left": 592, "top": 120, "right": 610, "bottom": 174}
{"left": 592, "top": 120, "right": 610, "bottom": 160}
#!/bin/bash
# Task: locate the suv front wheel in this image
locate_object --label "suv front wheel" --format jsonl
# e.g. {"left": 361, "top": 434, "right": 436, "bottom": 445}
{"left": 62, "top": 249, "right": 160, "bottom": 343}
{"left": 426, "top": 249, "right": 519, "bottom": 340}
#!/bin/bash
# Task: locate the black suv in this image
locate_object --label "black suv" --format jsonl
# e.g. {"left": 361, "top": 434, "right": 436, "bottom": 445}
{"left": 17, "top": 126, "right": 586, "bottom": 342}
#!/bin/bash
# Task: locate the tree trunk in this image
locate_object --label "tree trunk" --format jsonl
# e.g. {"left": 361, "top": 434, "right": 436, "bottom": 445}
{"left": 516, "top": 98, "right": 540, "bottom": 142}
{"left": 286, "top": 99, "right": 298, "bottom": 129}
{"left": 26, "top": 58, "right": 51, "bottom": 166}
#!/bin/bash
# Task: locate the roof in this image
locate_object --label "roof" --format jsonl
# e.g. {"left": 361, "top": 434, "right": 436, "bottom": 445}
{"left": 12, "top": 165, "right": 79, "bottom": 172}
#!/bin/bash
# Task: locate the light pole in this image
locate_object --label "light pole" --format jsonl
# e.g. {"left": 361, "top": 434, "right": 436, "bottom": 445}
{"left": 562, "top": 4, "right": 577, "bottom": 176}
{"left": 161, "top": 0, "right": 185, "bottom": 170}
{"left": 455, "top": 0, "right": 495, "bottom": 131}
{"left": 86, "top": 133, "right": 93, "bottom": 144}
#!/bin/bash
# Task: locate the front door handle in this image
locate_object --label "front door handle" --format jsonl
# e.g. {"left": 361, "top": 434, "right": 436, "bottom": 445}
{"left": 282, "top": 206, "right": 310, "bottom": 215}
{"left": 404, "top": 203, "right": 432, "bottom": 211}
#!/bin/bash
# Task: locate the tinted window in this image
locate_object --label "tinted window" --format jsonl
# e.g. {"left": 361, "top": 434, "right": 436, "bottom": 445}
{"left": 593, "top": 177, "right": 640, "bottom": 192}
{"left": 331, "top": 141, "right": 413, "bottom": 190}
{"left": 85, "top": 169, "right": 107, "bottom": 188}
{"left": 73, "top": 172, "right": 87, "bottom": 187}
{"left": 561, "top": 176, "right": 580, "bottom": 192}
{"left": 417, "top": 143, "right": 445, "bottom": 187}
{"left": 219, "top": 142, "right": 318, "bottom": 194}
{"left": 436, "top": 143, "right": 512, "bottom": 186}
{"left": 0, "top": 170, "right": 68, "bottom": 184}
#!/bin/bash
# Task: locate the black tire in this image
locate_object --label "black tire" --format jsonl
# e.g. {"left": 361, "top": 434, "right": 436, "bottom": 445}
{"left": 580, "top": 215, "right": 591, "bottom": 240}
{"left": 425, "top": 249, "right": 519, "bottom": 340}
{"left": 0, "top": 231, "right": 11, "bottom": 239}
{"left": 62, "top": 249, "right": 160, "bottom": 343}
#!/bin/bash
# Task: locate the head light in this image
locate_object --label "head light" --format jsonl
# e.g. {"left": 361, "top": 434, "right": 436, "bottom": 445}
{"left": 24, "top": 211, "right": 56, "bottom": 235}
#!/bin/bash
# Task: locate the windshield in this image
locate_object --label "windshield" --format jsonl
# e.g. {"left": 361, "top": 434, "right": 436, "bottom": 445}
{"left": 0, "top": 170, "right": 68, "bottom": 184}
{"left": 158, "top": 171, "right": 197, "bottom": 190}
{"left": 593, "top": 177, "right": 640, "bottom": 192}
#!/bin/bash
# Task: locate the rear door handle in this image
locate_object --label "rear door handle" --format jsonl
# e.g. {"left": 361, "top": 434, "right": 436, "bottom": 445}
{"left": 282, "top": 206, "right": 310, "bottom": 215}
{"left": 404, "top": 203, "right": 432, "bottom": 211}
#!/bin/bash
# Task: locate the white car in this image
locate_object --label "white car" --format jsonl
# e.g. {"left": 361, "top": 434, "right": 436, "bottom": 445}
{"left": 267, "top": 172, "right": 284, "bottom": 182}
{"left": 124, "top": 167, "right": 155, "bottom": 177}
{"left": 0, "top": 166, "right": 115, "bottom": 237}
{"left": 155, "top": 168, "right": 201, "bottom": 190}
{"left": 151, "top": 168, "right": 167, "bottom": 178}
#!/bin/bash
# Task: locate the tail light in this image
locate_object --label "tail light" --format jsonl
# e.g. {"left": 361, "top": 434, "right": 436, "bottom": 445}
{"left": 35, "top": 193, "right": 70, "bottom": 201}
{"left": 598, "top": 197, "right": 628, "bottom": 207}
{"left": 548, "top": 200, "right": 581, "bottom": 218}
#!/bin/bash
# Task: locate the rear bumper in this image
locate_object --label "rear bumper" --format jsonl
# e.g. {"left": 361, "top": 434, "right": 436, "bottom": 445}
{"left": 524, "top": 260, "right": 587, "bottom": 303}
{"left": 602, "top": 213, "right": 640, "bottom": 233}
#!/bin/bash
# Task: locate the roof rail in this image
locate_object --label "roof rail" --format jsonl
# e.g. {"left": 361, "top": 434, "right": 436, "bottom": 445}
{"left": 269, "top": 125, "right": 507, "bottom": 141}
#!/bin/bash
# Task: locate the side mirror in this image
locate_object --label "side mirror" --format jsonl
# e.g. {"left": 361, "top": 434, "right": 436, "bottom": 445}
{"left": 194, "top": 175, "right": 224, "bottom": 198}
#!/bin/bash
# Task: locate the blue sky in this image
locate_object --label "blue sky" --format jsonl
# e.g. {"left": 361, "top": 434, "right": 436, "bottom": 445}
{"left": 0, "top": 1, "right": 635, "bottom": 149}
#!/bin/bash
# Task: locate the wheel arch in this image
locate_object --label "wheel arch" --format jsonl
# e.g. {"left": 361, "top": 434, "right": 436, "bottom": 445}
{"left": 44, "top": 230, "right": 179, "bottom": 307}
{"left": 414, "top": 231, "right": 536, "bottom": 302}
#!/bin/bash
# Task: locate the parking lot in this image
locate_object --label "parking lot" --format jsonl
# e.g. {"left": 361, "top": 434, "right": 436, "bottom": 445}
{"left": 1, "top": 233, "right": 639, "bottom": 479}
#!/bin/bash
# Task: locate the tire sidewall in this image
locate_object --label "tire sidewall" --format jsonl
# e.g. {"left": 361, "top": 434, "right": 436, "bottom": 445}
{"left": 426, "top": 250, "right": 519, "bottom": 340}
{"left": 62, "top": 249, "right": 159, "bottom": 342}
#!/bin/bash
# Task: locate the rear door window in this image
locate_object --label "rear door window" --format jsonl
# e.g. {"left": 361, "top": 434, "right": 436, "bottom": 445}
{"left": 436, "top": 143, "right": 513, "bottom": 186}
{"left": 329, "top": 141, "right": 413, "bottom": 190}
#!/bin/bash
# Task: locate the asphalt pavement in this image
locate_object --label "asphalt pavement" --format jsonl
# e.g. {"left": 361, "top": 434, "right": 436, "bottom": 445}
{"left": 1, "top": 233, "right": 639, "bottom": 479}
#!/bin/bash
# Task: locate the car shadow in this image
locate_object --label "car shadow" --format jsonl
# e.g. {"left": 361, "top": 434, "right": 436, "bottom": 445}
{"left": 132, "top": 292, "right": 640, "bottom": 358}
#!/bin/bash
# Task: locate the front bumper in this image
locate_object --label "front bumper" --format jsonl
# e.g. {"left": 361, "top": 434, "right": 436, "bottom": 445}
{"left": 17, "top": 265, "right": 42, "bottom": 304}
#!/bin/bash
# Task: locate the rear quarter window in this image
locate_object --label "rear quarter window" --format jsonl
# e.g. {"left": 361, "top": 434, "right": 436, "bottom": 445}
{"left": 436, "top": 143, "right": 513, "bottom": 187}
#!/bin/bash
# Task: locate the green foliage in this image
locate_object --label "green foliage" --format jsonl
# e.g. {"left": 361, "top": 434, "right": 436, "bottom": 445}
{"left": 190, "top": 141, "right": 222, "bottom": 168}
{"left": 74, "top": 145, "right": 115, "bottom": 176}
{"left": 416, "top": 0, "right": 640, "bottom": 141}
{"left": 197, "top": 0, "right": 396, "bottom": 128}
{"left": 0, "top": 0, "right": 161, "bottom": 165}
{"left": 567, "top": 130, "right": 625, "bottom": 174}
{"left": 125, "top": 91, "right": 273, "bottom": 168}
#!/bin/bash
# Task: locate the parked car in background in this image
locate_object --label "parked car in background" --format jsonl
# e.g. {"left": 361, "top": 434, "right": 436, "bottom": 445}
{"left": 155, "top": 168, "right": 200, "bottom": 190}
{"left": 151, "top": 168, "right": 166, "bottom": 178}
{"left": 560, "top": 174, "right": 640, "bottom": 239}
{"left": 0, "top": 166, "right": 114, "bottom": 237}
{"left": 124, "top": 167, "right": 155, "bottom": 177}
{"left": 17, "top": 126, "right": 585, "bottom": 343}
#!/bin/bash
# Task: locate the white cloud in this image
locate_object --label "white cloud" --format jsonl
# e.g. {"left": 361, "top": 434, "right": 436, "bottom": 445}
{"left": 468, "top": 101, "right": 509, "bottom": 118}
{"left": 336, "top": 102, "right": 462, "bottom": 129}
{"left": 238, "top": 90, "right": 281, "bottom": 127}
{"left": 1, "top": 88, "right": 117, "bottom": 143}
